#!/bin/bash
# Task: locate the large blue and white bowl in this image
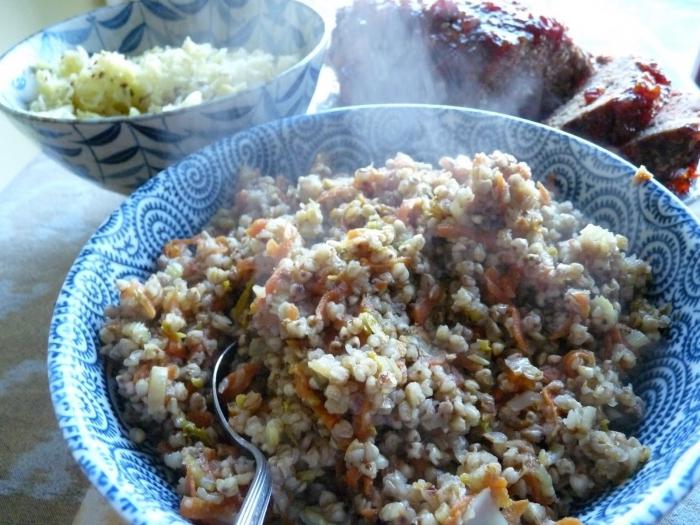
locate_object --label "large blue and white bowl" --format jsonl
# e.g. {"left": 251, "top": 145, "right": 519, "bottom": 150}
{"left": 48, "top": 105, "right": 700, "bottom": 524}
{"left": 0, "top": 0, "right": 327, "bottom": 193}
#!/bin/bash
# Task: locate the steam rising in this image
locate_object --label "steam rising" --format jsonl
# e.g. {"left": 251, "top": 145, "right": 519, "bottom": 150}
{"left": 328, "top": 0, "right": 592, "bottom": 120}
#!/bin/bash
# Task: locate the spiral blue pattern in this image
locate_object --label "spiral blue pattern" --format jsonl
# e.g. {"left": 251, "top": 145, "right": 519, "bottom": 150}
{"left": 48, "top": 106, "right": 700, "bottom": 525}
{"left": 0, "top": 0, "right": 328, "bottom": 193}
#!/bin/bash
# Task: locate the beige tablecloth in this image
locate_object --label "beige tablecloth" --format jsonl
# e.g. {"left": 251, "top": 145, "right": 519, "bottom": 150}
{"left": 0, "top": 157, "right": 123, "bottom": 523}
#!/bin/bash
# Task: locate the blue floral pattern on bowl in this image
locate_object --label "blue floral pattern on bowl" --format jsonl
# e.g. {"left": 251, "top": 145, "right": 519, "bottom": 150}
{"left": 48, "top": 105, "right": 700, "bottom": 524}
{"left": 0, "top": 0, "right": 328, "bottom": 193}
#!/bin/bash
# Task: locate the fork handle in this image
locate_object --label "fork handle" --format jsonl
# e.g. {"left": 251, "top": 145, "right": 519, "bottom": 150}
{"left": 234, "top": 451, "right": 271, "bottom": 525}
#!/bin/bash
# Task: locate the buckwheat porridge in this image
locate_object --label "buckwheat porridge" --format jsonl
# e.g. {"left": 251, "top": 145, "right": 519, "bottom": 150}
{"left": 100, "top": 151, "right": 669, "bottom": 524}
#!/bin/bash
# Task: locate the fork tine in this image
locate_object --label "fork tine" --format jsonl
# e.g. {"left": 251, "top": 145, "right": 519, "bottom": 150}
{"left": 212, "top": 343, "right": 272, "bottom": 525}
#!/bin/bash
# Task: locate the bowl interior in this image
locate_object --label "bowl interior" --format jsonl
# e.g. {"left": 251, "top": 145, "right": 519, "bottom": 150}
{"left": 0, "top": 0, "right": 326, "bottom": 113}
{"left": 48, "top": 106, "right": 700, "bottom": 525}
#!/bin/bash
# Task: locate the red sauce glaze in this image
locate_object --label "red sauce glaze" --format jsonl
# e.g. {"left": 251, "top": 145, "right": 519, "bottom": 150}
{"left": 667, "top": 164, "right": 699, "bottom": 196}
{"left": 636, "top": 61, "right": 670, "bottom": 86}
{"left": 426, "top": 0, "right": 569, "bottom": 50}
{"left": 423, "top": 0, "right": 572, "bottom": 89}
{"left": 583, "top": 86, "right": 605, "bottom": 105}
{"left": 573, "top": 63, "right": 669, "bottom": 145}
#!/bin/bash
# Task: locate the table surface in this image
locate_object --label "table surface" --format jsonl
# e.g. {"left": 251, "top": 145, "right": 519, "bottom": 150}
{"left": 2, "top": 1, "right": 700, "bottom": 524}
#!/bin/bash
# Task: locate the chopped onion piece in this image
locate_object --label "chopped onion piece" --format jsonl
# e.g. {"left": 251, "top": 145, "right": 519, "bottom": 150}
{"left": 147, "top": 366, "right": 168, "bottom": 415}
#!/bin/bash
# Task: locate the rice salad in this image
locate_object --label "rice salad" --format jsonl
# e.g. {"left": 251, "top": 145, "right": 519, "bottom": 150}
{"left": 100, "top": 151, "right": 669, "bottom": 524}
{"left": 29, "top": 37, "right": 298, "bottom": 118}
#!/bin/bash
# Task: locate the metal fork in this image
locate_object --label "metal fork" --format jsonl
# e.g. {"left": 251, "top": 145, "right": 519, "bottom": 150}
{"left": 212, "top": 342, "right": 272, "bottom": 525}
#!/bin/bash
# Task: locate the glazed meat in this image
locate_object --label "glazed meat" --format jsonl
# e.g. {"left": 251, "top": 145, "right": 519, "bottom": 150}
{"left": 329, "top": 0, "right": 700, "bottom": 197}
{"left": 545, "top": 56, "right": 670, "bottom": 146}
{"left": 329, "top": 0, "right": 593, "bottom": 119}
{"left": 622, "top": 91, "right": 700, "bottom": 195}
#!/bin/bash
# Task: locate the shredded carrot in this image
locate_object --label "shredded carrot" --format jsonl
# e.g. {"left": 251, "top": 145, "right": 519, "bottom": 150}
{"left": 163, "top": 237, "right": 195, "bottom": 258}
{"left": 410, "top": 284, "right": 442, "bottom": 326}
{"left": 610, "top": 325, "right": 623, "bottom": 344}
{"left": 484, "top": 471, "right": 511, "bottom": 507}
{"left": 164, "top": 340, "right": 187, "bottom": 359}
{"left": 133, "top": 363, "right": 151, "bottom": 382}
{"left": 483, "top": 267, "right": 503, "bottom": 303}
{"left": 353, "top": 171, "right": 399, "bottom": 196}
{"left": 184, "top": 465, "right": 196, "bottom": 497}
{"left": 304, "top": 267, "right": 333, "bottom": 296}
{"left": 523, "top": 472, "right": 553, "bottom": 505}
{"left": 502, "top": 500, "right": 529, "bottom": 525}
{"left": 396, "top": 198, "right": 421, "bottom": 227}
{"left": 246, "top": 218, "right": 268, "bottom": 237}
{"left": 180, "top": 496, "right": 239, "bottom": 521}
{"left": 214, "top": 235, "right": 229, "bottom": 245}
{"left": 512, "top": 216, "right": 533, "bottom": 238}
{"left": 536, "top": 181, "right": 551, "bottom": 204}
{"left": 492, "top": 386, "right": 506, "bottom": 403}
{"left": 374, "top": 280, "right": 389, "bottom": 293}
{"left": 500, "top": 266, "right": 522, "bottom": 301}
{"left": 266, "top": 237, "right": 294, "bottom": 259}
{"left": 548, "top": 318, "right": 573, "bottom": 342}
{"left": 236, "top": 257, "right": 256, "bottom": 278}
{"left": 359, "top": 507, "right": 378, "bottom": 519}
{"left": 220, "top": 362, "right": 260, "bottom": 402}
{"left": 601, "top": 325, "right": 625, "bottom": 360}
{"left": 316, "top": 281, "right": 349, "bottom": 321}
{"left": 362, "top": 475, "right": 374, "bottom": 498}
{"left": 570, "top": 290, "right": 590, "bottom": 318}
{"left": 505, "top": 369, "right": 536, "bottom": 391}
{"left": 263, "top": 266, "right": 288, "bottom": 295}
{"left": 493, "top": 172, "right": 508, "bottom": 204}
{"left": 435, "top": 222, "right": 495, "bottom": 247}
{"left": 562, "top": 349, "right": 595, "bottom": 377}
{"left": 507, "top": 306, "right": 529, "bottom": 353}
{"left": 345, "top": 465, "right": 362, "bottom": 490}
{"left": 541, "top": 385, "right": 559, "bottom": 423}
{"left": 409, "top": 296, "right": 434, "bottom": 326}
{"left": 187, "top": 409, "right": 214, "bottom": 429}
{"left": 483, "top": 266, "right": 520, "bottom": 304}
{"left": 317, "top": 185, "right": 358, "bottom": 207}
{"left": 444, "top": 494, "right": 474, "bottom": 525}
{"left": 555, "top": 518, "right": 583, "bottom": 525}
{"left": 163, "top": 243, "right": 182, "bottom": 259}
{"left": 291, "top": 366, "right": 341, "bottom": 430}
{"left": 361, "top": 256, "right": 407, "bottom": 275}
{"left": 524, "top": 473, "right": 544, "bottom": 504}
{"left": 211, "top": 296, "right": 227, "bottom": 313}
{"left": 353, "top": 397, "right": 374, "bottom": 441}
{"left": 215, "top": 443, "right": 239, "bottom": 458}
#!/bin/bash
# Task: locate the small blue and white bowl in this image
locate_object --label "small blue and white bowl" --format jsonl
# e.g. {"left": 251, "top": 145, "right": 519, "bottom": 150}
{"left": 48, "top": 105, "right": 700, "bottom": 524}
{"left": 0, "top": 0, "right": 328, "bottom": 193}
